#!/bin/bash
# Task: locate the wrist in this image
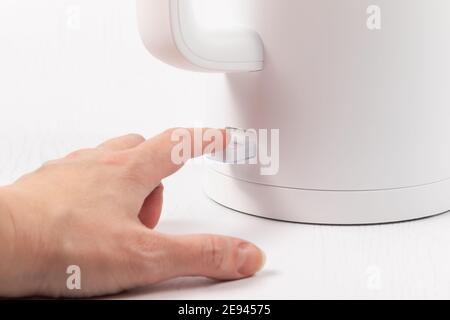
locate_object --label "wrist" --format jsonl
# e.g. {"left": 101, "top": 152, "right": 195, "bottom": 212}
{"left": 0, "top": 186, "right": 50, "bottom": 297}
{"left": 0, "top": 186, "right": 18, "bottom": 294}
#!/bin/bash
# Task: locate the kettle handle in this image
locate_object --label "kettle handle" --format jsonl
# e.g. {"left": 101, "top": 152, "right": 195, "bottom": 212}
{"left": 136, "top": 0, "right": 264, "bottom": 72}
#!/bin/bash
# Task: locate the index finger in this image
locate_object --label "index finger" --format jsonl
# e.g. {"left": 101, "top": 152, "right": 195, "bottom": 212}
{"left": 133, "top": 128, "right": 228, "bottom": 183}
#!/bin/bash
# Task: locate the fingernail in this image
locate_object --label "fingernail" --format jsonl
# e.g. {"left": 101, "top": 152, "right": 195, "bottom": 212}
{"left": 237, "top": 242, "right": 266, "bottom": 277}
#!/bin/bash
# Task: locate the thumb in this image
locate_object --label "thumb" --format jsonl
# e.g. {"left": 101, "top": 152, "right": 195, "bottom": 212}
{"left": 164, "top": 234, "right": 266, "bottom": 280}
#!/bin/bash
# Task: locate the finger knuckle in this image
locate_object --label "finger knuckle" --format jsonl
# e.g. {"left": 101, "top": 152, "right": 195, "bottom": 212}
{"left": 120, "top": 231, "right": 149, "bottom": 264}
{"left": 163, "top": 127, "right": 181, "bottom": 135}
{"left": 34, "top": 159, "right": 62, "bottom": 175}
{"left": 98, "top": 150, "right": 132, "bottom": 166}
{"left": 120, "top": 160, "right": 147, "bottom": 186}
{"left": 95, "top": 151, "right": 146, "bottom": 187}
{"left": 65, "top": 148, "right": 95, "bottom": 159}
{"left": 202, "top": 236, "right": 227, "bottom": 272}
{"left": 126, "top": 133, "right": 146, "bottom": 144}
{"left": 163, "top": 127, "right": 188, "bottom": 139}
{"left": 129, "top": 232, "right": 168, "bottom": 276}
{"left": 40, "top": 159, "right": 59, "bottom": 169}
{"left": 132, "top": 230, "right": 154, "bottom": 251}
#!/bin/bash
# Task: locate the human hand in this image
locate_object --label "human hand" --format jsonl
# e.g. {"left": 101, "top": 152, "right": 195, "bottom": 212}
{"left": 0, "top": 128, "right": 265, "bottom": 298}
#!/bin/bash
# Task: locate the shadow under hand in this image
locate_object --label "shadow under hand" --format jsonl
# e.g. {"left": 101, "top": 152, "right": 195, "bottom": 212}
{"left": 113, "top": 270, "right": 278, "bottom": 300}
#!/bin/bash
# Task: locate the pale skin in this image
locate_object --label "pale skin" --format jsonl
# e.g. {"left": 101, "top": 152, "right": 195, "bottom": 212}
{"left": 0, "top": 128, "right": 265, "bottom": 298}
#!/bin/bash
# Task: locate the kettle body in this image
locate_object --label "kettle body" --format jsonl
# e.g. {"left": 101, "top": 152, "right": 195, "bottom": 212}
{"left": 137, "top": 0, "right": 450, "bottom": 224}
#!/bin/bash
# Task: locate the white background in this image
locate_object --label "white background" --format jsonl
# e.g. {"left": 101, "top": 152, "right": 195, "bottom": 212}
{"left": 1, "top": 0, "right": 450, "bottom": 300}
{"left": 0, "top": 0, "right": 217, "bottom": 184}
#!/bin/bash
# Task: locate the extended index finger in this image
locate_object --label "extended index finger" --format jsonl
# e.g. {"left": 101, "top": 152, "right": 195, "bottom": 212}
{"left": 133, "top": 128, "right": 228, "bottom": 184}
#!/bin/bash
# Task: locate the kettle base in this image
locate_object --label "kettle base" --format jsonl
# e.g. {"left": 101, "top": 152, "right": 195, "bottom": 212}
{"left": 204, "top": 169, "right": 450, "bottom": 225}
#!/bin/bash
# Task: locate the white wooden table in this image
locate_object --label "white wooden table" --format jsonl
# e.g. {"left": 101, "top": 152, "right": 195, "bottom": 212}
{"left": 1, "top": 133, "right": 449, "bottom": 300}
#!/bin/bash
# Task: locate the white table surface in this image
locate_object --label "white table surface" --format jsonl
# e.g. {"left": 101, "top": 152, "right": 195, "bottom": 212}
{"left": 1, "top": 132, "right": 450, "bottom": 301}
{"left": 121, "top": 166, "right": 450, "bottom": 300}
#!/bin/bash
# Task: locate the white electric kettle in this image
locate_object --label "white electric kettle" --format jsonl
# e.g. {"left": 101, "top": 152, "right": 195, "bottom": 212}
{"left": 137, "top": 0, "right": 450, "bottom": 224}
